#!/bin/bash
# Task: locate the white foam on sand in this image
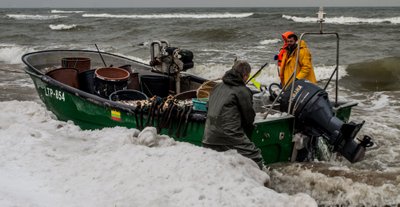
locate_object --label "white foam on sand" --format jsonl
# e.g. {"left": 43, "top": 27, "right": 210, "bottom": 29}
{"left": 49, "top": 24, "right": 77, "bottom": 31}
{"left": 82, "top": 12, "right": 254, "bottom": 19}
{"left": 0, "top": 101, "right": 317, "bottom": 207}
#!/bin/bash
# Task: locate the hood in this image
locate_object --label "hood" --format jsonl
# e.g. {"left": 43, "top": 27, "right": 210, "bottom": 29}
{"left": 298, "top": 40, "right": 308, "bottom": 48}
{"left": 281, "top": 31, "right": 294, "bottom": 40}
{"left": 281, "top": 31, "right": 295, "bottom": 48}
{"left": 222, "top": 69, "right": 245, "bottom": 86}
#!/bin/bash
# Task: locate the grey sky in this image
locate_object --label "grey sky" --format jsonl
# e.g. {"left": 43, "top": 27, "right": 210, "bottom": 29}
{"left": 1, "top": 0, "right": 400, "bottom": 8}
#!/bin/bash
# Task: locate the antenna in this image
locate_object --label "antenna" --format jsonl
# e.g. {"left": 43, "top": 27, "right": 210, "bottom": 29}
{"left": 317, "top": 7, "right": 326, "bottom": 33}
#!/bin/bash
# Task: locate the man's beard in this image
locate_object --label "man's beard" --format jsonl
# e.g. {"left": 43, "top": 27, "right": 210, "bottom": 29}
{"left": 287, "top": 44, "right": 297, "bottom": 55}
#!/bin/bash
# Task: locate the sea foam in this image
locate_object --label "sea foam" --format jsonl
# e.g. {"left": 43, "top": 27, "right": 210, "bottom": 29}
{"left": 259, "top": 39, "right": 281, "bottom": 45}
{"left": 51, "top": 9, "right": 85, "bottom": 14}
{"left": 0, "top": 100, "right": 317, "bottom": 207}
{"left": 82, "top": 12, "right": 254, "bottom": 19}
{"left": 0, "top": 44, "right": 35, "bottom": 64}
{"left": 282, "top": 15, "right": 400, "bottom": 24}
{"left": 6, "top": 14, "right": 67, "bottom": 20}
{"left": 49, "top": 24, "right": 77, "bottom": 31}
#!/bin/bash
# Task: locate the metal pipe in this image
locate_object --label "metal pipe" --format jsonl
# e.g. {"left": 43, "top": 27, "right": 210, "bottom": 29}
{"left": 335, "top": 33, "right": 339, "bottom": 106}
{"left": 95, "top": 44, "right": 107, "bottom": 67}
{"left": 150, "top": 41, "right": 161, "bottom": 63}
{"left": 289, "top": 32, "right": 341, "bottom": 113}
{"left": 288, "top": 33, "right": 305, "bottom": 115}
{"left": 263, "top": 72, "right": 295, "bottom": 119}
{"left": 176, "top": 73, "right": 181, "bottom": 94}
{"left": 246, "top": 62, "right": 269, "bottom": 84}
{"left": 321, "top": 33, "right": 340, "bottom": 106}
{"left": 160, "top": 40, "right": 169, "bottom": 47}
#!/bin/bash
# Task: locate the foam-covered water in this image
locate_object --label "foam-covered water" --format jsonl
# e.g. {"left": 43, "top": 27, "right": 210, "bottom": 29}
{"left": 51, "top": 9, "right": 85, "bottom": 14}
{"left": 6, "top": 14, "right": 67, "bottom": 20}
{"left": 0, "top": 44, "right": 35, "bottom": 64}
{"left": 259, "top": 39, "right": 281, "bottom": 45}
{"left": 1, "top": 7, "right": 400, "bottom": 206}
{"left": 282, "top": 14, "right": 400, "bottom": 24}
{"left": 82, "top": 12, "right": 254, "bottom": 19}
{"left": 49, "top": 24, "right": 77, "bottom": 31}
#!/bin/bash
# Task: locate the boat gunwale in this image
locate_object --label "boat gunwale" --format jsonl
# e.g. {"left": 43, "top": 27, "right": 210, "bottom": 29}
{"left": 21, "top": 49, "right": 207, "bottom": 83}
{"left": 22, "top": 49, "right": 296, "bottom": 124}
{"left": 24, "top": 65, "right": 139, "bottom": 113}
{"left": 21, "top": 50, "right": 160, "bottom": 113}
{"left": 21, "top": 49, "right": 151, "bottom": 75}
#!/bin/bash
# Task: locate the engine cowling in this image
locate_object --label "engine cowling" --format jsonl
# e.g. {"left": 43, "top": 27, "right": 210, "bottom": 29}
{"left": 165, "top": 47, "right": 194, "bottom": 71}
{"left": 279, "top": 80, "right": 373, "bottom": 163}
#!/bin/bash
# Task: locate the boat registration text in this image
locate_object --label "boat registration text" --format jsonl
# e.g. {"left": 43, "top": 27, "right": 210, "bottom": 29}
{"left": 44, "top": 87, "right": 65, "bottom": 102}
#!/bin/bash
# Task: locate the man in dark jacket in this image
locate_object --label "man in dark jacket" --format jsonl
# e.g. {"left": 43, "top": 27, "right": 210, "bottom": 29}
{"left": 202, "top": 60, "right": 264, "bottom": 169}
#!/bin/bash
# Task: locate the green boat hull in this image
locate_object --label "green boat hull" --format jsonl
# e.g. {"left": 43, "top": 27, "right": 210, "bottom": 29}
{"left": 23, "top": 50, "right": 356, "bottom": 164}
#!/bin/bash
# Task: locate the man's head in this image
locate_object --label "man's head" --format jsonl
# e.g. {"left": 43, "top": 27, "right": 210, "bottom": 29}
{"left": 286, "top": 34, "right": 298, "bottom": 48}
{"left": 232, "top": 60, "right": 251, "bottom": 82}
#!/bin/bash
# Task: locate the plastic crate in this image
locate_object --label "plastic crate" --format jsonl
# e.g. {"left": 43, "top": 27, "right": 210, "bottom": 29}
{"left": 192, "top": 98, "right": 208, "bottom": 112}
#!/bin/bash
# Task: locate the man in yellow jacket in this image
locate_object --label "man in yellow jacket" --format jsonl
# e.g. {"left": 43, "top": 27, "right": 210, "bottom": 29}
{"left": 279, "top": 33, "right": 317, "bottom": 87}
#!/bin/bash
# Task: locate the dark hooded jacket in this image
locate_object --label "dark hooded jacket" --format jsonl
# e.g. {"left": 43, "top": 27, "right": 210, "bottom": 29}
{"left": 202, "top": 69, "right": 255, "bottom": 145}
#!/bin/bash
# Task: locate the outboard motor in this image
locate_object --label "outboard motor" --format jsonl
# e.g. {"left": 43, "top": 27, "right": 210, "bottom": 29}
{"left": 164, "top": 47, "right": 194, "bottom": 71}
{"left": 279, "top": 80, "right": 373, "bottom": 163}
{"left": 149, "top": 40, "right": 194, "bottom": 94}
{"left": 149, "top": 40, "right": 194, "bottom": 74}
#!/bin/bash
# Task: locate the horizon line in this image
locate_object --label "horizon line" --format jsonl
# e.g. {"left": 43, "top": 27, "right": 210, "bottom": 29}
{"left": 1, "top": 6, "right": 399, "bottom": 9}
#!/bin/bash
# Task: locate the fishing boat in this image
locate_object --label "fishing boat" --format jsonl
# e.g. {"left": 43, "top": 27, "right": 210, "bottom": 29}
{"left": 22, "top": 8, "right": 373, "bottom": 165}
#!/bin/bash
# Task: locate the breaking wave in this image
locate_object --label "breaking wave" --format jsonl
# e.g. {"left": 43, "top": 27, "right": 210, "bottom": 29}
{"left": 49, "top": 24, "right": 77, "bottom": 31}
{"left": 51, "top": 9, "right": 85, "bottom": 14}
{"left": 82, "top": 12, "right": 254, "bottom": 19}
{"left": 0, "top": 44, "right": 35, "bottom": 64}
{"left": 341, "top": 57, "right": 400, "bottom": 91}
{"left": 259, "top": 39, "right": 281, "bottom": 45}
{"left": 190, "top": 62, "right": 348, "bottom": 87}
{"left": 6, "top": 14, "right": 67, "bottom": 20}
{"left": 282, "top": 15, "right": 400, "bottom": 24}
{"left": 112, "top": 53, "right": 149, "bottom": 64}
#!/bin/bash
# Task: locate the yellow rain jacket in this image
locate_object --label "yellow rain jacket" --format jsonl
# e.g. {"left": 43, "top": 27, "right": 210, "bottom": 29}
{"left": 279, "top": 40, "right": 317, "bottom": 86}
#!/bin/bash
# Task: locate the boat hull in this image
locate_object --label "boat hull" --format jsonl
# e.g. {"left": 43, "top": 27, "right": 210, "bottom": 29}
{"left": 23, "top": 50, "right": 355, "bottom": 164}
{"left": 26, "top": 68, "right": 296, "bottom": 164}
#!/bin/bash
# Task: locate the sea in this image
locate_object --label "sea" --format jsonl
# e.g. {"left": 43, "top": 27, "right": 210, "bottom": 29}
{"left": 0, "top": 7, "right": 399, "bottom": 206}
